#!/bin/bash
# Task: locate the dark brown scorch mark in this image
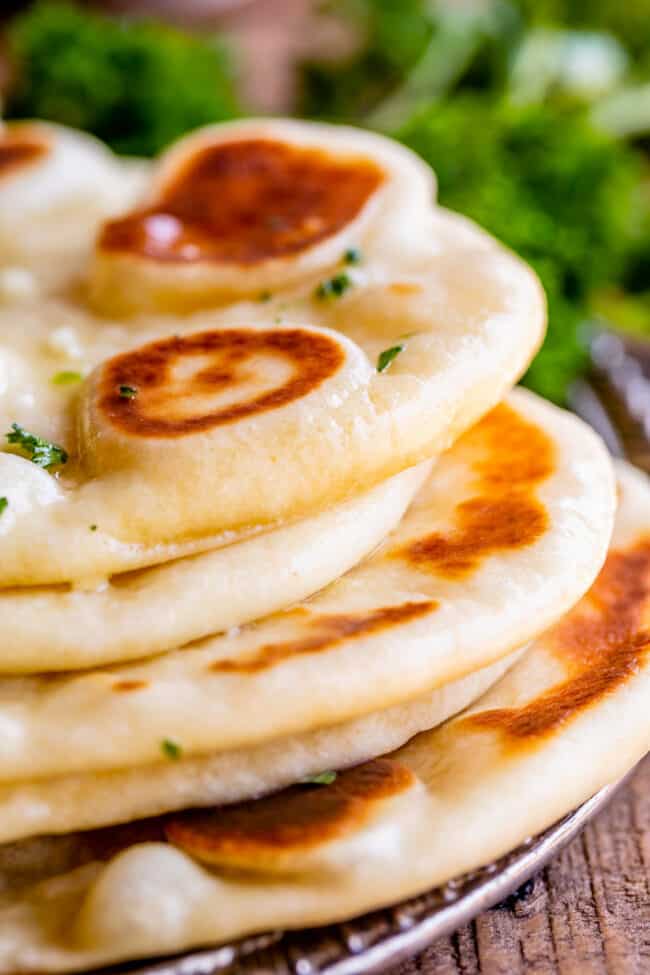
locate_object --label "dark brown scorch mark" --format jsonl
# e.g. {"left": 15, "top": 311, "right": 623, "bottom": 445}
{"left": 400, "top": 403, "right": 554, "bottom": 578}
{"left": 466, "top": 540, "right": 650, "bottom": 745}
{"left": 0, "top": 126, "right": 50, "bottom": 181}
{"left": 99, "top": 138, "right": 385, "bottom": 265}
{"left": 209, "top": 601, "right": 436, "bottom": 674}
{"left": 165, "top": 758, "right": 414, "bottom": 866}
{"left": 97, "top": 328, "right": 344, "bottom": 438}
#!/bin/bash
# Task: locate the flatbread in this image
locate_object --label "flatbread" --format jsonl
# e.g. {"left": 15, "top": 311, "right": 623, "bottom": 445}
{"left": 0, "top": 120, "right": 545, "bottom": 585}
{"left": 0, "top": 461, "right": 644, "bottom": 974}
{"left": 0, "top": 390, "right": 614, "bottom": 781}
{"left": 0, "top": 649, "right": 521, "bottom": 844}
{"left": 0, "top": 463, "right": 427, "bottom": 673}
{"left": 0, "top": 121, "right": 145, "bottom": 292}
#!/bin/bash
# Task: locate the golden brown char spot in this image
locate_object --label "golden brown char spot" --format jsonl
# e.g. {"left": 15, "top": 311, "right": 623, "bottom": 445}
{"left": 407, "top": 496, "right": 549, "bottom": 579}
{"left": 99, "top": 139, "right": 385, "bottom": 265}
{"left": 389, "top": 282, "right": 422, "bottom": 296}
{"left": 98, "top": 328, "right": 344, "bottom": 438}
{"left": 165, "top": 758, "right": 414, "bottom": 866}
{"left": 0, "top": 126, "right": 50, "bottom": 181}
{"left": 210, "top": 601, "right": 436, "bottom": 674}
{"left": 112, "top": 680, "right": 148, "bottom": 692}
{"left": 466, "top": 541, "right": 650, "bottom": 745}
{"left": 399, "top": 403, "right": 555, "bottom": 578}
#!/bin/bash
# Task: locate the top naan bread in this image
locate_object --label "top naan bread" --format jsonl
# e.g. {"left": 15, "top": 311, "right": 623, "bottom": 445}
{"left": 0, "top": 119, "right": 545, "bottom": 585}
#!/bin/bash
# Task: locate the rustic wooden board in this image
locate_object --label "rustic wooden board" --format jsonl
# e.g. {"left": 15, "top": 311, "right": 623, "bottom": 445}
{"left": 390, "top": 755, "right": 650, "bottom": 975}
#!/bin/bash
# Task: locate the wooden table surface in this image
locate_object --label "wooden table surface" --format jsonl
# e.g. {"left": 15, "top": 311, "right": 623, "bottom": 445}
{"left": 388, "top": 755, "right": 650, "bottom": 975}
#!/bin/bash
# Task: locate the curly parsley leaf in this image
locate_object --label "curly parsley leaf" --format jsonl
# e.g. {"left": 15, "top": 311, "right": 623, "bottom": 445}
{"left": 6, "top": 424, "right": 68, "bottom": 469}
{"left": 315, "top": 272, "right": 352, "bottom": 301}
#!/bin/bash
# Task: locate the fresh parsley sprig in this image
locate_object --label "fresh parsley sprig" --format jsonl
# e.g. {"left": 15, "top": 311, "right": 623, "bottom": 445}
{"left": 6, "top": 424, "right": 68, "bottom": 469}
{"left": 315, "top": 272, "right": 352, "bottom": 301}
{"left": 377, "top": 343, "right": 405, "bottom": 373}
{"left": 51, "top": 371, "right": 83, "bottom": 386}
{"left": 304, "top": 770, "right": 337, "bottom": 785}
{"left": 161, "top": 738, "right": 183, "bottom": 760}
{"left": 343, "top": 247, "right": 362, "bottom": 265}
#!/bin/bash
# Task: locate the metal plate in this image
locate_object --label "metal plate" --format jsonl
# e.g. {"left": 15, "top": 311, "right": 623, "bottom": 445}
{"left": 107, "top": 769, "right": 632, "bottom": 975}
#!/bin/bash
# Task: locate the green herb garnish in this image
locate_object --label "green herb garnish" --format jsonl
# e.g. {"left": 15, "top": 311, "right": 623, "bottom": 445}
{"left": 305, "top": 771, "right": 337, "bottom": 785}
{"left": 343, "top": 247, "right": 362, "bottom": 265}
{"left": 89, "top": 524, "right": 97, "bottom": 532}
{"left": 51, "top": 371, "right": 83, "bottom": 386}
{"left": 257, "top": 290, "right": 272, "bottom": 302}
{"left": 119, "top": 385, "right": 138, "bottom": 399}
{"left": 6, "top": 424, "right": 68, "bottom": 469}
{"left": 0, "top": 498, "right": 8, "bottom": 517}
{"left": 315, "top": 272, "right": 352, "bottom": 301}
{"left": 161, "top": 738, "right": 183, "bottom": 760}
{"left": 377, "top": 343, "right": 405, "bottom": 373}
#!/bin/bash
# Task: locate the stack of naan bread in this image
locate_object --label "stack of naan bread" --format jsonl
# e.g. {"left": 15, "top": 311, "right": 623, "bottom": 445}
{"left": 0, "top": 116, "right": 647, "bottom": 973}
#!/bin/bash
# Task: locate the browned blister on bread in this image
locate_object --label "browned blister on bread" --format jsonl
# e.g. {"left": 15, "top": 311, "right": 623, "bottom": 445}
{"left": 99, "top": 139, "right": 384, "bottom": 266}
{"left": 89, "top": 119, "right": 433, "bottom": 313}
{"left": 165, "top": 758, "right": 416, "bottom": 874}
{"left": 398, "top": 403, "right": 555, "bottom": 578}
{"left": 95, "top": 328, "right": 345, "bottom": 439}
{"left": 0, "top": 125, "right": 51, "bottom": 181}
{"left": 465, "top": 540, "right": 650, "bottom": 746}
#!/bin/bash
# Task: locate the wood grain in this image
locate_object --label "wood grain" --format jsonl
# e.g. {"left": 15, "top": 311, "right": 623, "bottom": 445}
{"left": 390, "top": 756, "right": 650, "bottom": 975}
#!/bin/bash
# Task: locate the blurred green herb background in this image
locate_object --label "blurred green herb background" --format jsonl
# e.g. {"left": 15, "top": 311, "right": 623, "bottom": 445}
{"left": 5, "top": 0, "right": 650, "bottom": 402}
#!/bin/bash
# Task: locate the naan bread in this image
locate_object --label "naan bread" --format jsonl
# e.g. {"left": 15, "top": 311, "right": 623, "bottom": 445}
{"left": 0, "top": 390, "right": 614, "bottom": 780}
{"left": 0, "top": 464, "right": 427, "bottom": 672}
{"left": 0, "top": 461, "right": 644, "bottom": 974}
{"left": 0, "top": 650, "right": 521, "bottom": 844}
{"left": 0, "top": 120, "right": 545, "bottom": 585}
{"left": 0, "top": 121, "right": 144, "bottom": 292}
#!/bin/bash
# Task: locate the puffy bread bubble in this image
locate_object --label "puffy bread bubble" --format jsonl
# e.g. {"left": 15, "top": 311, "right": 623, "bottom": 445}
{"left": 90, "top": 118, "right": 435, "bottom": 314}
{"left": 79, "top": 322, "right": 371, "bottom": 486}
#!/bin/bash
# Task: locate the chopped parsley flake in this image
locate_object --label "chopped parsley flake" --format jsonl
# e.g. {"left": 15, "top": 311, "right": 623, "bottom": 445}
{"left": 343, "top": 247, "right": 362, "bottom": 265}
{"left": 305, "top": 770, "right": 337, "bottom": 785}
{"left": 161, "top": 738, "right": 183, "bottom": 760}
{"left": 51, "top": 371, "right": 83, "bottom": 386}
{"left": 89, "top": 524, "right": 97, "bottom": 532}
{"left": 258, "top": 290, "right": 272, "bottom": 302}
{"left": 377, "top": 343, "right": 405, "bottom": 373}
{"left": 119, "top": 385, "right": 137, "bottom": 399}
{"left": 315, "top": 272, "right": 351, "bottom": 301}
{"left": 0, "top": 498, "right": 7, "bottom": 516}
{"left": 6, "top": 424, "right": 68, "bottom": 469}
